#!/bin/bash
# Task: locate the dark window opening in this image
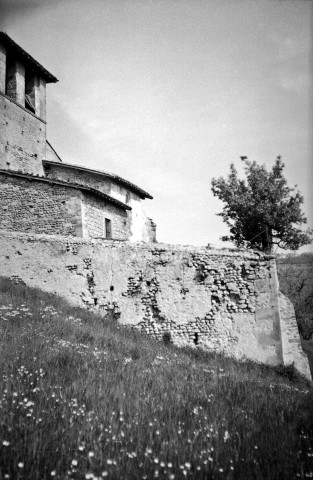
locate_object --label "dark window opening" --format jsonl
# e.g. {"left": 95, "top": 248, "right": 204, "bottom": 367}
{"left": 110, "top": 285, "right": 114, "bottom": 291}
{"left": 194, "top": 332, "right": 199, "bottom": 345}
{"left": 105, "top": 218, "right": 112, "bottom": 239}
{"left": 25, "top": 69, "right": 36, "bottom": 114}
{"left": 5, "top": 56, "right": 16, "bottom": 99}
{"left": 25, "top": 95, "right": 35, "bottom": 113}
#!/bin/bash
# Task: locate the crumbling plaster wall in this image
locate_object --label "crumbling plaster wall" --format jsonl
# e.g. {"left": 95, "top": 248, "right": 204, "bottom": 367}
{"left": 0, "top": 231, "right": 310, "bottom": 380}
{"left": 0, "top": 93, "right": 46, "bottom": 175}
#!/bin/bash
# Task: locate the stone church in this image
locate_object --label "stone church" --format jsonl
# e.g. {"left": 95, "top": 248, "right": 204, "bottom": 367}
{"left": 0, "top": 32, "right": 156, "bottom": 242}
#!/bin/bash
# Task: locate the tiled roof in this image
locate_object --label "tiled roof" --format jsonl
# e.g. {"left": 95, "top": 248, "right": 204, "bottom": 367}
{"left": 42, "top": 160, "right": 153, "bottom": 200}
{"left": 0, "top": 32, "right": 58, "bottom": 83}
{"left": 0, "top": 169, "right": 131, "bottom": 211}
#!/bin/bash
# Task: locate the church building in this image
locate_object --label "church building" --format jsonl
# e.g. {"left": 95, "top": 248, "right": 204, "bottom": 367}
{"left": 0, "top": 32, "right": 156, "bottom": 242}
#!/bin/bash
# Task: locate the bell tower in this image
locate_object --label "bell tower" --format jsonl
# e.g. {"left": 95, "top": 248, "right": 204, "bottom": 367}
{"left": 0, "top": 32, "right": 58, "bottom": 175}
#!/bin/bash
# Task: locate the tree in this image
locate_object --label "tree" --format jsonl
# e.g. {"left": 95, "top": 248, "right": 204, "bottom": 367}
{"left": 211, "top": 156, "right": 312, "bottom": 252}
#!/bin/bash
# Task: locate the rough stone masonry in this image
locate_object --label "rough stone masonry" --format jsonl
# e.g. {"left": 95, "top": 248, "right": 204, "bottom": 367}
{"left": 0, "top": 230, "right": 310, "bottom": 380}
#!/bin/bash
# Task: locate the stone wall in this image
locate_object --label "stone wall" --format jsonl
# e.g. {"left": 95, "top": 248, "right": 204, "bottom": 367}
{"left": 0, "top": 92, "right": 46, "bottom": 175}
{"left": 0, "top": 174, "right": 82, "bottom": 236}
{"left": 0, "top": 231, "right": 310, "bottom": 380}
{"left": 82, "top": 192, "right": 129, "bottom": 240}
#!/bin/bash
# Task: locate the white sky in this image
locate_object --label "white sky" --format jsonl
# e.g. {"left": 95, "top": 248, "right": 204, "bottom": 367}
{"left": 1, "top": 0, "right": 312, "bottom": 251}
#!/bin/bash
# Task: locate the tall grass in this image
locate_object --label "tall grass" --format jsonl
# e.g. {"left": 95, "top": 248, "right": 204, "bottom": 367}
{"left": 0, "top": 276, "right": 312, "bottom": 480}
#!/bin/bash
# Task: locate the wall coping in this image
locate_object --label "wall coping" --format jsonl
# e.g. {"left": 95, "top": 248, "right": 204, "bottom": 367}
{"left": 0, "top": 230, "right": 275, "bottom": 260}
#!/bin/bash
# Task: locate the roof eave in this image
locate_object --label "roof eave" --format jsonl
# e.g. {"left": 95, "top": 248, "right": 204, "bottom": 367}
{"left": 0, "top": 169, "right": 131, "bottom": 211}
{"left": 42, "top": 159, "right": 153, "bottom": 200}
{"left": 0, "top": 32, "right": 58, "bottom": 83}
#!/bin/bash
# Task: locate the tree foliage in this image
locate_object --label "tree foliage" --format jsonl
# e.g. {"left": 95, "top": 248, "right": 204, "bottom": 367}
{"left": 211, "top": 156, "right": 312, "bottom": 252}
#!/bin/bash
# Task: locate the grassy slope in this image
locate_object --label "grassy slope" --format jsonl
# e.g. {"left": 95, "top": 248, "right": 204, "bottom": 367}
{"left": 0, "top": 277, "right": 312, "bottom": 480}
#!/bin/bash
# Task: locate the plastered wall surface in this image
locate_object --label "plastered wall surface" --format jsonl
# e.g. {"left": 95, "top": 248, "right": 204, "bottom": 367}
{"left": 0, "top": 231, "right": 310, "bottom": 380}
{"left": 128, "top": 193, "right": 154, "bottom": 242}
{"left": 278, "top": 292, "right": 310, "bottom": 375}
{"left": 0, "top": 175, "right": 83, "bottom": 236}
{"left": 0, "top": 93, "right": 46, "bottom": 175}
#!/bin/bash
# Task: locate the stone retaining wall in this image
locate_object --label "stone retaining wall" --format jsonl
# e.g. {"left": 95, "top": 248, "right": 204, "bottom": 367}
{"left": 0, "top": 231, "right": 310, "bottom": 380}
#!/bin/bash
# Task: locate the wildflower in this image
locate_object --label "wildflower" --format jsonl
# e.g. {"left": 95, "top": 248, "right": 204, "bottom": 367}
{"left": 88, "top": 451, "right": 95, "bottom": 458}
{"left": 168, "top": 463, "right": 173, "bottom": 468}
{"left": 224, "top": 430, "right": 230, "bottom": 442}
{"left": 78, "top": 445, "right": 85, "bottom": 451}
{"left": 107, "top": 459, "right": 113, "bottom": 465}
{"left": 72, "top": 459, "right": 78, "bottom": 466}
{"left": 85, "top": 474, "right": 94, "bottom": 479}
{"left": 18, "top": 463, "right": 24, "bottom": 468}
{"left": 50, "top": 472, "right": 56, "bottom": 477}
{"left": 101, "top": 473, "right": 108, "bottom": 477}
{"left": 169, "top": 475, "right": 175, "bottom": 480}
{"left": 2, "top": 440, "right": 10, "bottom": 446}
{"left": 185, "top": 462, "right": 191, "bottom": 469}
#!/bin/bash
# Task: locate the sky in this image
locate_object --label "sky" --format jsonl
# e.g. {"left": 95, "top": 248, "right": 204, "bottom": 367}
{"left": 1, "top": 0, "right": 312, "bottom": 252}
